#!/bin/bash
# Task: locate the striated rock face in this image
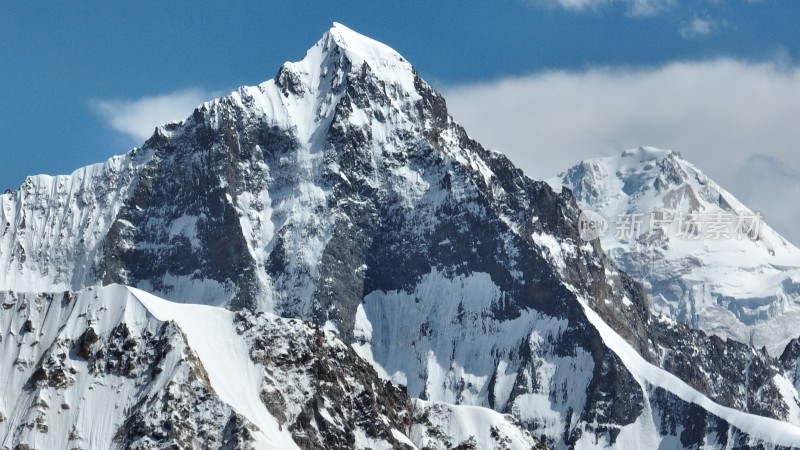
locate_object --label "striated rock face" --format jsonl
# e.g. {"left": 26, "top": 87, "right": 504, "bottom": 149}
{"left": 2, "top": 23, "right": 800, "bottom": 449}
{"left": 0, "top": 151, "right": 147, "bottom": 293}
{"left": 0, "top": 287, "right": 263, "bottom": 450}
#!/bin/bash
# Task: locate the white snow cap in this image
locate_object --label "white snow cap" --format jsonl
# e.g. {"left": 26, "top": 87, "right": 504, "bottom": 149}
{"left": 323, "top": 22, "right": 418, "bottom": 92}
{"left": 327, "top": 22, "right": 410, "bottom": 66}
{"left": 273, "top": 22, "right": 419, "bottom": 100}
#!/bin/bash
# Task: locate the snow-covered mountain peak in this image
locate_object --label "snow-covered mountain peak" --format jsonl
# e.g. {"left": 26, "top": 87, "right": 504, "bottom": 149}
{"left": 558, "top": 147, "right": 693, "bottom": 209}
{"left": 266, "top": 22, "right": 418, "bottom": 108}
{"left": 159, "top": 23, "right": 424, "bottom": 158}
{"left": 554, "top": 147, "right": 795, "bottom": 249}
{"left": 0, "top": 23, "right": 457, "bottom": 311}
{"left": 326, "top": 22, "right": 412, "bottom": 70}
{"left": 552, "top": 147, "right": 800, "bottom": 355}
{"left": 617, "top": 147, "right": 687, "bottom": 189}
{"left": 617, "top": 146, "right": 677, "bottom": 167}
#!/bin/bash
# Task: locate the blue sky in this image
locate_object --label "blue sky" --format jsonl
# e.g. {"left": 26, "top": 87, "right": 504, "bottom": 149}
{"left": 2, "top": 1, "right": 799, "bottom": 240}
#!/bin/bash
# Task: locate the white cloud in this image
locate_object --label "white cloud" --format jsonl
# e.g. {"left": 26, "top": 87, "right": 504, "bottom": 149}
{"left": 544, "top": 0, "right": 610, "bottom": 12}
{"left": 735, "top": 155, "right": 800, "bottom": 243}
{"left": 535, "top": 0, "right": 675, "bottom": 15}
{"left": 91, "top": 88, "right": 218, "bottom": 143}
{"left": 442, "top": 59, "right": 800, "bottom": 243}
{"left": 629, "top": 0, "right": 675, "bottom": 16}
{"left": 680, "top": 17, "right": 714, "bottom": 38}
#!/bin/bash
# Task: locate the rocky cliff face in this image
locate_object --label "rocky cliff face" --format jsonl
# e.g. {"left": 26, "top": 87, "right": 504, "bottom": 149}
{"left": 0, "top": 287, "right": 275, "bottom": 449}
{"left": 781, "top": 337, "right": 800, "bottom": 392}
{"left": 0, "top": 286, "right": 545, "bottom": 450}
{"left": 2, "top": 23, "right": 800, "bottom": 449}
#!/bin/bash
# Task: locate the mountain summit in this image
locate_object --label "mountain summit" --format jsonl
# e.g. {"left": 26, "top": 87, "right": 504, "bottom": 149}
{"left": 550, "top": 147, "right": 800, "bottom": 355}
{"left": 3, "top": 24, "right": 800, "bottom": 449}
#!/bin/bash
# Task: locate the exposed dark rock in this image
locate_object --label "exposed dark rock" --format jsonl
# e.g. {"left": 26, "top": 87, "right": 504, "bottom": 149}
{"left": 780, "top": 336, "right": 800, "bottom": 391}
{"left": 74, "top": 327, "right": 99, "bottom": 361}
{"left": 236, "top": 311, "right": 414, "bottom": 449}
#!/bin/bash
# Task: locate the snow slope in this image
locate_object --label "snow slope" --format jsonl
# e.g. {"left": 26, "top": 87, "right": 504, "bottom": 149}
{"left": 575, "top": 290, "right": 800, "bottom": 448}
{"left": 0, "top": 285, "right": 296, "bottom": 449}
{"left": 0, "top": 151, "right": 150, "bottom": 292}
{"left": 549, "top": 147, "right": 800, "bottom": 355}
{"left": 354, "top": 268, "right": 800, "bottom": 448}
{"left": 1, "top": 284, "right": 545, "bottom": 450}
{"left": 128, "top": 287, "right": 298, "bottom": 449}
{"left": 411, "top": 400, "right": 547, "bottom": 450}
